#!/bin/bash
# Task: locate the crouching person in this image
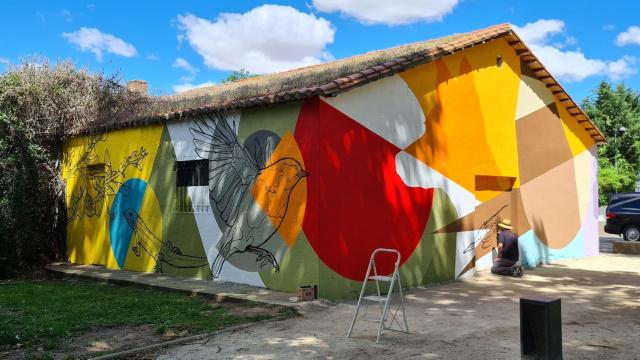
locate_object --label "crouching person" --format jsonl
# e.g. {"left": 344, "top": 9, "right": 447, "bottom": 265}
{"left": 491, "top": 219, "right": 523, "bottom": 277}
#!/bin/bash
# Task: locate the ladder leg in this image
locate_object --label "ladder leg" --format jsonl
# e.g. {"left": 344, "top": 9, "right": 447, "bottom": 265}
{"left": 377, "top": 274, "right": 396, "bottom": 344}
{"left": 396, "top": 273, "right": 409, "bottom": 333}
{"left": 347, "top": 259, "right": 373, "bottom": 338}
{"left": 372, "top": 262, "right": 384, "bottom": 316}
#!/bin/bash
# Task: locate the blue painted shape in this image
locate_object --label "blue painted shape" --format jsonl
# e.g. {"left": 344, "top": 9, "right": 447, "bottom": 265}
{"left": 109, "top": 178, "right": 148, "bottom": 268}
{"left": 518, "top": 229, "right": 584, "bottom": 268}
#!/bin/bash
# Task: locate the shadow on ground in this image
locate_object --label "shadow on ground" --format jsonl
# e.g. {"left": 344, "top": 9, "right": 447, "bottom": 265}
{"left": 144, "top": 254, "right": 640, "bottom": 360}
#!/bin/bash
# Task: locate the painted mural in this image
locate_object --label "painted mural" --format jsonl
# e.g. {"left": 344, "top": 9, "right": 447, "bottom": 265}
{"left": 62, "top": 38, "right": 599, "bottom": 298}
{"left": 189, "top": 111, "right": 307, "bottom": 276}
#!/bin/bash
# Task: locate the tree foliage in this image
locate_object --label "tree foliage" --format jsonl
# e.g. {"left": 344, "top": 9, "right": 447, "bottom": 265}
{"left": 0, "top": 59, "right": 147, "bottom": 278}
{"left": 582, "top": 81, "right": 640, "bottom": 205}
{"left": 221, "top": 69, "right": 257, "bottom": 84}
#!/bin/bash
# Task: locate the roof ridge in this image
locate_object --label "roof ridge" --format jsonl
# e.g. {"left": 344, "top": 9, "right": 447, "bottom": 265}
{"left": 75, "top": 23, "right": 604, "bottom": 145}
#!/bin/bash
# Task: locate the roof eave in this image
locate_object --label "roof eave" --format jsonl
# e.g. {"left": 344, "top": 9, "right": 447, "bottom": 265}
{"left": 503, "top": 30, "right": 607, "bottom": 144}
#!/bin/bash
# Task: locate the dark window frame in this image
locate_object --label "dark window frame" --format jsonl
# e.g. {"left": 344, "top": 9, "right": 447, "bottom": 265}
{"left": 176, "top": 159, "right": 209, "bottom": 187}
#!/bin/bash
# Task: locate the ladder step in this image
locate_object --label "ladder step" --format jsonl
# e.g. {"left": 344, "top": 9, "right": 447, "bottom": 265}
{"left": 368, "top": 275, "right": 393, "bottom": 281}
{"left": 363, "top": 295, "right": 387, "bottom": 303}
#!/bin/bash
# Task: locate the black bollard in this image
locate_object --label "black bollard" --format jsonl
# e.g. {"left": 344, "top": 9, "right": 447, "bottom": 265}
{"left": 520, "top": 296, "right": 562, "bottom": 360}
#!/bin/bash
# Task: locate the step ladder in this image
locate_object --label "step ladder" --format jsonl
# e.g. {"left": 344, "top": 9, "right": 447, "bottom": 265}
{"left": 346, "top": 248, "right": 409, "bottom": 344}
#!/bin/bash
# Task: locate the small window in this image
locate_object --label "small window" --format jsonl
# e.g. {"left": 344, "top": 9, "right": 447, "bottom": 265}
{"left": 176, "top": 160, "right": 208, "bottom": 187}
{"left": 87, "top": 163, "right": 105, "bottom": 175}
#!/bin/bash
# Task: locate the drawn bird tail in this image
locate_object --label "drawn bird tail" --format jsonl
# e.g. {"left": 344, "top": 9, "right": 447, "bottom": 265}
{"left": 211, "top": 253, "right": 226, "bottom": 278}
{"left": 211, "top": 241, "right": 232, "bottom": 278}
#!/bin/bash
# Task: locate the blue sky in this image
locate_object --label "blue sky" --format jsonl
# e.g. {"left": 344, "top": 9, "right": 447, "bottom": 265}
{"left": 2, "top": 0, "right": 640, "bottom": 101}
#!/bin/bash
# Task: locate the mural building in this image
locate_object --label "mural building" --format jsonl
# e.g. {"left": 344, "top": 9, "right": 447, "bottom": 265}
{"left": 61, "top": 25, "right": 603, "bottom": 298}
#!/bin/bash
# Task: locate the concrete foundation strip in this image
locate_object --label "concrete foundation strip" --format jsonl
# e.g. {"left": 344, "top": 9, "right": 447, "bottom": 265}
{"left": 88, "top": 315, "right": 291, "bottom": 360}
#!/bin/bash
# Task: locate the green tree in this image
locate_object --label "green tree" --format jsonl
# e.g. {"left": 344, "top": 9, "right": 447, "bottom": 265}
{"left": 582, "top": 81, "right": 640, "bottom": 204}
{"left": 221, "top": 69, "right": 257, "bottom": 83}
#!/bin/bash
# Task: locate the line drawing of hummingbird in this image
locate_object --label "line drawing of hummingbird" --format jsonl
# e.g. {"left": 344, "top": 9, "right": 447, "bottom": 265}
{"left": 190, "top": 111, "right": 308, "bottom": 278}
{"left": 124, "top": 208, "right": 210, "bottom": 273}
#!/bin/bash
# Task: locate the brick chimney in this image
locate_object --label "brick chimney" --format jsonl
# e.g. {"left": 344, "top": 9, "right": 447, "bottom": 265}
{"left": 127, "top": 80, "right": 148, "bottom": 96}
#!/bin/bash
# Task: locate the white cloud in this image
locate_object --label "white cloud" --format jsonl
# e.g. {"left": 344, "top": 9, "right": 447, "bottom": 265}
{"left": 312, "top": 0, "right": 459, "bottom": 25}
{"left": 513, "top": 19, "right": 565, "bottom": 46}
{"left": 603, "top": 24, "right": 615, "bottom": 31}
{"left": 514, "top": 19, "right": 637, "bottom": 82}
{"left": 527, "top": 44, "right": 606, "bottom": 82}
{"left": 173, "top": 57, "right": 197, "bottom": 74}
{"left": 146, "top": 53, "right": 160, "bottom": 61}
{"left": 176, "top": 5, "right": 335, "bottom": 73}
{"left": 616, "top": 26, "right": 640, "bottom": 46}
{"left": 0, "top": 57, "right": 10, "bottom": 68}
{"left": 62, "top": 27, "right": 137, "bottom": 61}
{"left": 607, "top": 56, "right": 638, "bottom": 80}
{"left": 173, "top": 81, "right": 215, "bottom": 94}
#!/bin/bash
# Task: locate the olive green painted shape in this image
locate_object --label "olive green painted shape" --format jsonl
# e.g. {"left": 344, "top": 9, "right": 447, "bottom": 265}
{"left": 147, "top": 125, "right": 213, "bottom": 279}
{"left": 237, "top": 101, "right": 321, "bottom": 288}
{"left": 316, "top": 189, "right": 458, "bottom": 299}
{"left": 399, "top": 188, "right": 457, "bottom": 285}
{"left": 238, "top": 101, "right": 303, "bottom": 141}
{"left": 258, "top": 231, "right": 319, "bottom": 292}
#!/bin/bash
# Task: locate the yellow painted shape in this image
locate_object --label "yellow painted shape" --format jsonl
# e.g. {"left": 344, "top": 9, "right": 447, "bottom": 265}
{"left": 251, "top": 131, "right": 307, "bottom": 248}
{"left": 123, "top": 184, "right": 163, "bottom": 272}
{"left": 557, "top": 98, "right": 596, "bottom": 155}
{"left": 400, "top": 39, "right": 521, "bottom": 201}
{"left": 62, "top": 125, "right": 164, "bottom": 269}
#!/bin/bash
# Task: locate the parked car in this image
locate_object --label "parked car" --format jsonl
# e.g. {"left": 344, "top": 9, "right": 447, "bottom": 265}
{"left": 604, "top": 192, "right": 640, "bottom": 241}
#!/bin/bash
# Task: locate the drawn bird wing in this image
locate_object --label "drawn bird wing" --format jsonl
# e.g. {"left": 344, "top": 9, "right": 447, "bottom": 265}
{"left": 190, "top": 113, "right": 260, "bottom": 228}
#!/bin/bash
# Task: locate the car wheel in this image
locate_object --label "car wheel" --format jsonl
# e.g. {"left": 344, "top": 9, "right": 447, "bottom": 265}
{"left": 623, "top": 225, "right": 640, "bottom": 241}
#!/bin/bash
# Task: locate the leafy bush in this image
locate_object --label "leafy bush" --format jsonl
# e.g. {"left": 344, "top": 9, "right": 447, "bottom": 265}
{"left": 0, "top": 59, "right": 147, "bottom": 277}
{"left": 598, "top": 158, "right": 637, "bottom": 205}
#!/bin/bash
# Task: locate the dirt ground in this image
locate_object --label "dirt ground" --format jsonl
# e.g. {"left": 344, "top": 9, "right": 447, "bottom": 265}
{"left": 149, "top": 254, "right": 640, "bottom": 360}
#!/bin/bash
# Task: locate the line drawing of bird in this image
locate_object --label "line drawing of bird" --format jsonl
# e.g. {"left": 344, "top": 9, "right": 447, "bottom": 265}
{"left": 123, "top": 208, "right": 209, "bottom": 273}
{"left": 189, "top": 111, "right": 308, "bottom": 278}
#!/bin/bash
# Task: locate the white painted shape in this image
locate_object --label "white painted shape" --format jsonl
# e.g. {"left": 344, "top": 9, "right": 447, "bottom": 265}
{"left": 167, "top": 111, "right": 241, "bottom": 161}
{"left": 167, "top": 120, "right": 199, "bottom": 161}
{"left": 395, "top": 151, "right": 482, "bottom": 278}
{"left": 395, "top": 151, "right": 479, "bottom": 216}
{"left": 455, "top": 230, "right": 478, "bottom": 278}
{"left": 475, "top": 249, "right": 494, "bottom": 271}
{"left": 323, "top": 75, "right": 426, "bottom": 149}
{"left": 515, "top": 75, "right": 555, "bottom": 120}
{"left": 187, "top": 187, "right": 265, "bottom": 287}
{"left": 573, "top": 148, "right": 595, "bottom": 222}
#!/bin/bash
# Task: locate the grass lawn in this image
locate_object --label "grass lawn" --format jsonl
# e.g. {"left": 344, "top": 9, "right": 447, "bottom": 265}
{"left": 0, "top": 279, "right": 275, "bottom": 351}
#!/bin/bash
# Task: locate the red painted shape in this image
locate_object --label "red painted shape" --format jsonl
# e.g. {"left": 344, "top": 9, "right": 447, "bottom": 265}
{"left": 294, "top": 97, "right": 434, "bottom": 281}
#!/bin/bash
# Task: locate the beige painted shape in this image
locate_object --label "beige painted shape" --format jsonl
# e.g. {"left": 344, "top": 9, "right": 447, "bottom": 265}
{"left": 519, "top": 157, "right": 581, "bottom": 249}
{"left": 515, "top": 75, "right": 555, "bottom": 120}
{"left": 573, "top": 148, "right": 597, "bottom": 221}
